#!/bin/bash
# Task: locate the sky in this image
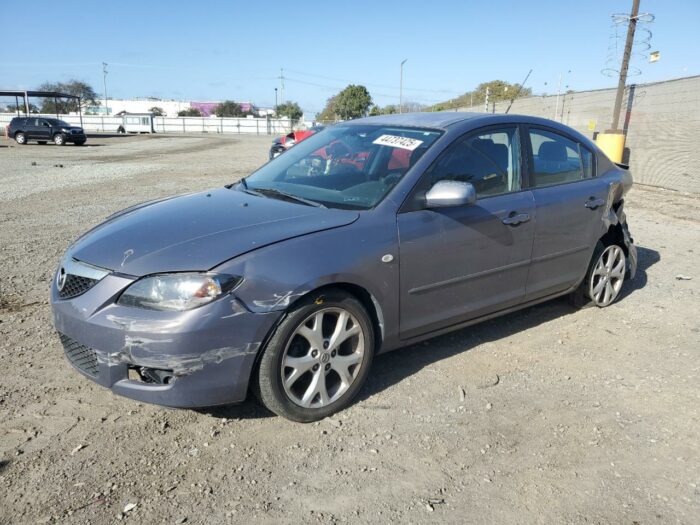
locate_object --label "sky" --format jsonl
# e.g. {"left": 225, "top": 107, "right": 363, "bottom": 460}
{"left": 1, "top": 0, "right": 698, "bottom": 115}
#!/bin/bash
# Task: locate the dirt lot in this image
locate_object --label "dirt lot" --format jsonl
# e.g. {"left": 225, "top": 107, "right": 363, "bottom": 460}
{"left": 1, "top": 134, "right": 698, "bottom": 524}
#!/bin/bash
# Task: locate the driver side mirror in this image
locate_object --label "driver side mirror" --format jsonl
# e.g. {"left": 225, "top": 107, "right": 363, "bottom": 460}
{"left": 425, "top": 180, "right": 476, "bottom": 208}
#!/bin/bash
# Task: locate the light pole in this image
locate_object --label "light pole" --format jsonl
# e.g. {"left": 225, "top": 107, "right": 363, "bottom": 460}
{"left": 102, "top": 62, "right": 109, "bottom": 115}
{"left": 399, "top": 59, "right": 407, "bottom": 113}
{"left": 274, "top": 88, "right": 278, "bottom": 115}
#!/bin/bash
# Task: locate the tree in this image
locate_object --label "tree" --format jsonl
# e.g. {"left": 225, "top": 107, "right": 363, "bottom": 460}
{"left": 214, "top": 100, "right": 246, "bottom": 118}
{"left": 149, "top": 106, "right": 165, "bottom": 116}
{"left": 316, "top": 96, "right": 337, "bottom": 122}
{"left": 430, "top": 79, "right": 533, "bottom": 111}
{"left": 37, "top": 80, "right": 98, "bottom": 113}
{"left": 177, "top": 108, "right": 202, "bottom": 117}
{"left": 276, "top": 101, "right": 303, "bottom": 120}
{"left": 382, "top": 105, "right": 398, "bottom": 115}
{"left": 333, "top": 85, "right": 372, "bottom": 120}
{"left": 7, "top": 103, "right": 40, "bottom": 113}
{"left": 369, "top": 105, "right": 381, "bottom": 116}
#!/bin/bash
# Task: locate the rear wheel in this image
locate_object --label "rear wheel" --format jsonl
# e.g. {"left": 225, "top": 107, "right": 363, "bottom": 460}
{"left": 254, "top": 290, "right": 374, "bottom": 422}
{"left": 53, "top": 133, "right": 65, "bottom": 146}
{"left": 15, "top": 132, "right": 27, "bottom": 145}
{"left": 570, "top": 241, "right": 626, "bottom": 308}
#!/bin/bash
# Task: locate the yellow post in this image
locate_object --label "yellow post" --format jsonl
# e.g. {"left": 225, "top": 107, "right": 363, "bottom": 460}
{"left": 595, "top": 131, "right": 626, "bottom": 163}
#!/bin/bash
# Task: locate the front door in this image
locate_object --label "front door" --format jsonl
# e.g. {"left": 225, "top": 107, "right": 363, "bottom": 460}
{"left": 524, "top": 126, "right": 611, "bottom": 300}
{"left": 36, "top": 119, "right": 52, "bottom": 141}
{"left": 398, "top": 125, "right": 535, "bottom": 339}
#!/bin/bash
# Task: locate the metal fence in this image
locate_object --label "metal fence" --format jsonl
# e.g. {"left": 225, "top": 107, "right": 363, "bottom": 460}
{"left": 457, "top": 75, "right": 700, "bottom": 194}
{"left": 0, "top": 113, "right": 294, "bottom": 136}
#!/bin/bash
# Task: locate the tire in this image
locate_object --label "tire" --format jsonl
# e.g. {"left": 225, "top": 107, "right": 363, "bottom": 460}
{"left": 53, "top": 134, "right": 65, "bottom": 146}
{"left": 15, "top": 132, "right": 27, "bottom": 145}
{"left": 38, "top": 141, "right": 47, "bottom": 145}
{"left": 254, "top": 290, "right": 375, "bottom": 422}
{"left": 570, "top": 241, "right": 626, "bottom": 308}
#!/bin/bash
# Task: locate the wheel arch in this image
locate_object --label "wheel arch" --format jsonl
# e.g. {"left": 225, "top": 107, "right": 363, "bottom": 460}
{"left": 249, "top": 282, "right": 385, "bottom": 387}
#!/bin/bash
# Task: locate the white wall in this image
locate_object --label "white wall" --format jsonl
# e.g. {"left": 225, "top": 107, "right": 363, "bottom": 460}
{"left": 0, "top": 113, "right": 293, "bottom": 135}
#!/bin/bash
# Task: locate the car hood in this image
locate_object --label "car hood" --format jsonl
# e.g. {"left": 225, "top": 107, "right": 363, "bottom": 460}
{"left": 69, "top": 187, "right": 359, "bottom": 276}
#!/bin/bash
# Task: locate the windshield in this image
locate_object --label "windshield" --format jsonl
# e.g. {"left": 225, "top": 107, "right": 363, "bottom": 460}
{"left": 243, "top": 125, "right": 442, "bottom": 209}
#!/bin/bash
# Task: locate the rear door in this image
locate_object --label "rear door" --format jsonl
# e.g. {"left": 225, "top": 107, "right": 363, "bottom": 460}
{"left": 398, "top": 125, "right": 535, "bottom": 339}
{"left": 524, "top": 126, "right": 610, "bottom": 300}
{"left": 24, "top": 118, "right": 40, "bottom": 139}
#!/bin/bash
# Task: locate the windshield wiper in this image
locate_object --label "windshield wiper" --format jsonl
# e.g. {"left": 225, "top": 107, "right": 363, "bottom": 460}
{"left": 254, "top": 187, "right": 326, "bottom": 208}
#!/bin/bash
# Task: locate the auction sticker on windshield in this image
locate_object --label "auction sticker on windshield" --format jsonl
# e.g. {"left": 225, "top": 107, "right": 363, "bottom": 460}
{"left": 372, "top": 134, "right": 424, "bottom": 151}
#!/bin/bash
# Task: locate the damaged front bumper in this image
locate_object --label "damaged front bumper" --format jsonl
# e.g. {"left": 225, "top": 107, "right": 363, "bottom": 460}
{"left": 51, "top": 273, "right": 281, "bottom": 408}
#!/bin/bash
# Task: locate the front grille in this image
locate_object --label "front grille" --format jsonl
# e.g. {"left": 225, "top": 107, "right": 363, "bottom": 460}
{"left": 58, "top": 274, "right": 97, "bottom": 299}
{"left": 59, "top": 333, "right": 99, "bottom": 377}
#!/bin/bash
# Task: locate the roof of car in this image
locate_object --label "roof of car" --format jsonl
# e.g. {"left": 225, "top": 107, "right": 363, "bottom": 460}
{"left": 349, "top": 111, "right": 483, "bottom": 129}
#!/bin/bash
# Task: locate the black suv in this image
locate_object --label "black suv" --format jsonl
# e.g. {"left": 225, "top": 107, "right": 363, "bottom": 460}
{"left": 7, "top": 117, "right": 86, "bottom": 146}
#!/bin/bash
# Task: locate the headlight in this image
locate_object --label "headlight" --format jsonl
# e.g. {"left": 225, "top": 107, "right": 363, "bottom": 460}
{"left": 61, "top": 128, "right": 71, "bottom": 132}
{"left": 117, "top": 273, "right": 242, "bottom": 311}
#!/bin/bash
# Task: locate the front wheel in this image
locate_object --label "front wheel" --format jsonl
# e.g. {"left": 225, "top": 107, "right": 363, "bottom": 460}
{"left": 53, "top": 133, "right": 65, "bottom": 146}
{"left": 571, "top": 242, "right": 626, "bottom": 308}
{"left": 255, "top": 290, "right": 375, "bottom": 422}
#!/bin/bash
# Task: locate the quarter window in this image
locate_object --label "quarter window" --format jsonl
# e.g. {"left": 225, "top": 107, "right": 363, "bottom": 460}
{"left": 529, "top": 128, "right": 590, "bottom": 187}
{"left": 427, "top": 127, "right": 521, "bottom": 198}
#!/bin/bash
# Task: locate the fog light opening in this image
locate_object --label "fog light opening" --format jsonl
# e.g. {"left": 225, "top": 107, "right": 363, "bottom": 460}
{"left": 128, "top": 365, "right": 176, "bottom": 385}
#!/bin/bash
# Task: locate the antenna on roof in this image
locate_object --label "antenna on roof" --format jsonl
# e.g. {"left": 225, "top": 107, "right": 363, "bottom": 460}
{"left": 505, "top": 69, "right": 533, "bottom": 114}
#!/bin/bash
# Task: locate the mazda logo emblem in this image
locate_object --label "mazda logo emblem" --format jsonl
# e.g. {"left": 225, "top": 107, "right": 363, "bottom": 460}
{"left": 56, "top": 267, "right": 67, "bottom": 291}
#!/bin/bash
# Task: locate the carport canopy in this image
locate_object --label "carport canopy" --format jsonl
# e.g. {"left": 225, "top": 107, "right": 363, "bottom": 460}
{"left": 0, "top": 90, "right": 83, "bottom": 127}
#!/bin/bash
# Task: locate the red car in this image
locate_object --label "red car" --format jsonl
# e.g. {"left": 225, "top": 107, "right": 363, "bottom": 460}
{"left": 269, "top": 126, "right": 325, "bottom": 159}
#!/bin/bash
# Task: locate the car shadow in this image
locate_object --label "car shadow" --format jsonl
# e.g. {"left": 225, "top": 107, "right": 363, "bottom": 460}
{"left": 0, "top": 460, "right": 9, "bottom": 473}
{"left": 618, "top": 245, "right": 660, "bottom": 301}
{"left": 204, "top": 245, "right": 658, "bottom": 421}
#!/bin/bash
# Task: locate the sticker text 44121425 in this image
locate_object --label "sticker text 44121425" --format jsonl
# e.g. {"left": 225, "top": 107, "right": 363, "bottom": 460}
{"left": 372, "top": 134, "right": 424, "bottom": 151}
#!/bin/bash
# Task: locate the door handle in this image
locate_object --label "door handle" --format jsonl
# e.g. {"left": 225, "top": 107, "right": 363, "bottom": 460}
{"left": 585, "top": 197, "right": 605, "bottom": 209}
{"left": 502, "top": 212, "right": 530, "bottom": 226}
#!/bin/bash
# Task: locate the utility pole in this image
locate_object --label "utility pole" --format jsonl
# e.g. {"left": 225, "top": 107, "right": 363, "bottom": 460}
{"left": 484, "top": 87, "right": 490, "bottom": 113}
{"left": 611, "top": 0, "right": 640, "bottom": 130}
{"left": 274, "top": 88, "right": 278, "bottom": 115}
{"left": 102, "top": 62, "right": 109, "bottom": 115}
{"left": 554, "top": 72, "right": 562, "bottom": 120}
{"left": 399, "top": 59, "right": 407, "bottom": 113}
{"left": 279, "top": 68, "right": 285, "bottom": 105}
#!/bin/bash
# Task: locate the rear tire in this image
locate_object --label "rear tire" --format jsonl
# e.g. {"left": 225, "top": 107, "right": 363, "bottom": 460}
{"left": 254, "top": 290, "right": 375, "bottom": 422}
{"left": 15, "top": 132, "right": 27, "bottom": 145}
{"left": 570, "top": 241, "right": 626, "bottom": 308}
{"left": 53, "top": 133, "right": 65, "bottom": 146}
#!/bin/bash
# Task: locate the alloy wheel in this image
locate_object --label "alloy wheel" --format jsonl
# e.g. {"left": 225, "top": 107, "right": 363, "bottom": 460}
{"left": 589, "top": 245, "right": 626, "bottom": 307}
{"left": 281, "top": 307, "right": 365, "bottom": 408}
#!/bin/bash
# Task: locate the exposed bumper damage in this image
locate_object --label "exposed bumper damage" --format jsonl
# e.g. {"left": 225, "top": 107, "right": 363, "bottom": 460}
{"left": 603, "top": 177, "right": 637, "bottom": 280}
{"left": 51, "top": 275, "right": 281, "bottom": 408}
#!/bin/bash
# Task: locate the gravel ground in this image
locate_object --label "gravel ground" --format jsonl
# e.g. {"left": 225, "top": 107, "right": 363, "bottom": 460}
{"left": 0, "top": 134, "right": 698, "bottom": 524}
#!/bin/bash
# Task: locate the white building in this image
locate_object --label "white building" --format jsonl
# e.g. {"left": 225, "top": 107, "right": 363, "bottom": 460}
{"left": 88, "top": 98, "right": 191, "bottom": 117}
{"left": 86, "top": 98, "right": 276, "bottom": 118}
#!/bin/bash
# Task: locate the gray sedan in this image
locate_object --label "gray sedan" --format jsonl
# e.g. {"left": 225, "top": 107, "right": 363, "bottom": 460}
{"left": 51, "top": 112, "right": 637, "bottom": 422}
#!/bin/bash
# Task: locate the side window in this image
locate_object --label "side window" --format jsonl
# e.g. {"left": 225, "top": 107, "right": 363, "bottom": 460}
{"left": 529, "top": 128, "right": 587, "bottom": 187}
{"left": 428, "top": 127, "right": 521, "bottom": 197}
